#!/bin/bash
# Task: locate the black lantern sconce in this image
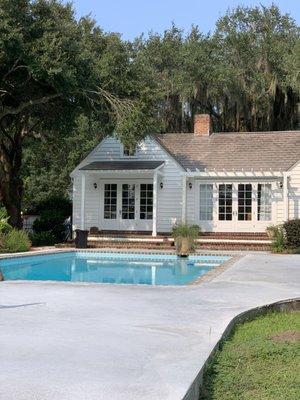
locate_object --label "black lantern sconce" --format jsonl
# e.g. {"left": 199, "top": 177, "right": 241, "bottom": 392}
{"left": 188, "top": 182, "right": 193, "bottom": 190}
{"left": 93, "top": 182, "right": 98, "bottom": 189}
{"left": 160, "top": 182, "right": 164, "bottom": 189}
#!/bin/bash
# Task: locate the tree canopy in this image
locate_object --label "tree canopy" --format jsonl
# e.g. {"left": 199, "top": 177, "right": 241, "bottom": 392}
{"left": 0, "top": 1, "right": 299, "bottom": 225}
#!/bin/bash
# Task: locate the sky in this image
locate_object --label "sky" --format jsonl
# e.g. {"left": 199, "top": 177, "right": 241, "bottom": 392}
{"left": 70, "top": 0, "right": 300, "bottom": 40}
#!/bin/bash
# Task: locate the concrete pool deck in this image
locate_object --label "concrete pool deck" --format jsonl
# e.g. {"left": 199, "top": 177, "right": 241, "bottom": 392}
{"left": 0, "top": 252, "right": 299, "bottom": 400}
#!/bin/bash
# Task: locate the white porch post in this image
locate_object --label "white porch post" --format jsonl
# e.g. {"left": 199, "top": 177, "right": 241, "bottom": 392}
{"left": 182, "top": 174, "right": 187, "bottom": 223}
{"left": 152, "top": 171, "right": 158, "bottom": 237}
{"left": 80, "top": 173, "right": 86, "bottom": 229}
{"left": 283, "top": 172, "right": 289, "bottom": 221}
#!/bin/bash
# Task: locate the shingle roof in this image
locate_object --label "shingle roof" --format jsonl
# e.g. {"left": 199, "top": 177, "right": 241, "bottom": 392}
{"left": 80, "top": 161, "right": 164, "bottom": 171}
{"left": 154, "top": 131, "right": 300, "bottom": 172}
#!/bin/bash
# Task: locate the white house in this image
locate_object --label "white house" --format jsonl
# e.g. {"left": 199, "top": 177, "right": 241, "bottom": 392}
{"left": 71, "top": 114, "right": 300, "bottom": 236}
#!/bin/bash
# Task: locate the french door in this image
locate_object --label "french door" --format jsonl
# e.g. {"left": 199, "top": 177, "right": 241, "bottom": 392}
{"left": 198, "top": 182, "right": 274, "bottom": 232}
{"left": 101, "top": 181, "right": 153, "bottom": 231}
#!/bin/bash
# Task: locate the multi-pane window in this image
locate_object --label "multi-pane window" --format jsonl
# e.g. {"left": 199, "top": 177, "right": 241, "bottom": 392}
{"left": 199, "top": 184, "right": 213, "bottom": 220}
{"left": 123, "top": 145, "right": 136, "bottom": 157}
{"left": 218, "top": 184, "right": 232, "bottom": 220}
{"left": 238, "top": 184, "right": 252, "bottom": 221}
{"left": 140, "top": 184, "right": 153, "bottom": 220}
{"left": 122, "top": 184, "right": 135, "bottom": 219}
{"left": 104, "top": 184, "right": 117, "bottom": 219}
{"left": 258, "top": 183, "right": 272, "bottom": 221}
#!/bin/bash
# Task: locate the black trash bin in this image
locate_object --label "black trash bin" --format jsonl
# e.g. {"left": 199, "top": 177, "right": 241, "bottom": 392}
{"left": 75, "top": 229, "right": 89, "bottom": 248}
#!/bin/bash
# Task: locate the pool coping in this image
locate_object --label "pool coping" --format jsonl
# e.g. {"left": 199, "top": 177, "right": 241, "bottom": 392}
{"left": 0, "top": 248, "right": 241, "bottom": 286}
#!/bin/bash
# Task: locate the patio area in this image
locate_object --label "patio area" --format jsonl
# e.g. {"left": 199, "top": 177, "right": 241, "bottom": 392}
{"left": 0, "top": 252, "right": 299, "bottom": 400}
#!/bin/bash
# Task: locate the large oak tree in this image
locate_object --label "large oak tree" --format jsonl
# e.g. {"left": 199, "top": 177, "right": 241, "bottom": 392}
{"left": 0, "top": 0, "right": 136, "bottom": 227}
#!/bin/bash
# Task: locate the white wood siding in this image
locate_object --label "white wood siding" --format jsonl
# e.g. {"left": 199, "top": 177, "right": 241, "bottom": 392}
{"left": 288, "top": 162, "right": 300, "bottom": 220}
{"left": 72, "top": 136, "right": 184, "bottom": 233}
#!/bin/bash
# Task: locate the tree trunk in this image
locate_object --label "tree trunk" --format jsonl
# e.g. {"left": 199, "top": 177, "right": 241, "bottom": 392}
{"left": 1, "top": 178, "right": 23, "bottom": 228}
{"left": 0, "top": 124, "right": 24, "bottom": 229}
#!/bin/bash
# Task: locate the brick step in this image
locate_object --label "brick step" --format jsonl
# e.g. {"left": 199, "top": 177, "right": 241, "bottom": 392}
{"left": 198, "top": 242, "right": 270, "bottom": 251}
{"left": 56, "top": 239, "right": 270, "bottom": 251}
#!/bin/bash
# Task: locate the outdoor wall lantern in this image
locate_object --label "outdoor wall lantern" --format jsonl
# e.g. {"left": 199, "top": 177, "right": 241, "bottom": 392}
{"left": 160, "top": 182, "right": 164, "bottom": 189}
{"left": 93, "top": 182, "right": 98, "bottom": 189}
{"left": 279, "top": 181, "right": 283, "bottom": 189}
{"left": 188, "top": 182, "right": 193, "bottom": 190}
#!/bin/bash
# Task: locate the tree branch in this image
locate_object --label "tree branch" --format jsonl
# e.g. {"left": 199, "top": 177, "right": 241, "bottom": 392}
{"left": 0, "top": 93, "right": 61, "bottom": 121}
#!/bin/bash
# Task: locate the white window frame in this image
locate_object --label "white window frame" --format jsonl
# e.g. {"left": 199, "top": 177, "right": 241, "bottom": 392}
{"left": 120, "top": 143, "right": 138, "bottom": 158}
{"left": 199, "top": 183, "right": 213, "bottom": 221}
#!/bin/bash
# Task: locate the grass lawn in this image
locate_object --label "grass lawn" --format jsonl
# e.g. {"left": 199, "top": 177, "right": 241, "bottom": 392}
{"left": 200, "top": 310, "right": 300, "bottom": 400}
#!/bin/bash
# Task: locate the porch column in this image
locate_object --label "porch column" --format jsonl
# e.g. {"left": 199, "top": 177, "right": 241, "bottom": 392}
{"left": 152, "top": 170, "right": 158, "bottom": 237}
{"left": 80, "top": 173, "right": 86, "bottom": 229}
{"left": 283, "top": 172, "right": 289, "bottom": 221}
{"left": 181, "top": 174, "right": 187, "bottom": 223}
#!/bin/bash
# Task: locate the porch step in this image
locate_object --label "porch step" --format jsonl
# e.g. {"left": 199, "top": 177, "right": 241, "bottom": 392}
{"left": 55, "top": 234, "right": 271, "bottom": 251}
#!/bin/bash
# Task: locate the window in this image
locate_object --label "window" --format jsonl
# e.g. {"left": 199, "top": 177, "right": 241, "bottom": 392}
{"left": 238, "top": 184, "right": 252, "bottom": 221}
{"left": 199, "top": 184, "right": 213, "bottom": 220}
{"left": 104, "top": 184, "right": 117, "bottom": 219}
{"left": 218, "top": 184, "right": 232, "bottom": 221}
{"left": 123, "top": 145, "right": 136, "bottom": 157}
{"left": 140, "top": 184, "right": 153, "bottom": 220}
{"left": 122, "top": 184, "right": 135, "bottom": 219}
{"left": 258, "top": 183, "right": 272, "bottom": 221}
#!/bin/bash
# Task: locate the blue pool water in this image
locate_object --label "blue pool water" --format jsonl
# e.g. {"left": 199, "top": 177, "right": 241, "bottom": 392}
{"left": 0, "top": 252, "right": 230, "bottom": 286}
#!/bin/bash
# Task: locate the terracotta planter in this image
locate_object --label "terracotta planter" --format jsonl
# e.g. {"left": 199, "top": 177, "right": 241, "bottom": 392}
{"left": 176, "top": 237, "right": 190, "bottom": 255}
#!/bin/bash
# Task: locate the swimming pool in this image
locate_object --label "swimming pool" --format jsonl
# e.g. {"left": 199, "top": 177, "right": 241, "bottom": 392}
{"left": 0, "top": 252, "right": 230, "bottom": 286}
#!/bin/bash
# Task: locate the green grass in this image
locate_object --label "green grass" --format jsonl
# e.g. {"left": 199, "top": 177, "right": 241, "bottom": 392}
{"left": 200, "top": 311, "right": 300, "bottom": 400}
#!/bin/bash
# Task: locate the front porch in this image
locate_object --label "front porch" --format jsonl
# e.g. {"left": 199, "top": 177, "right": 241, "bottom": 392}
{"left": 78, "top": 160, "right": 165, "bottom": 237}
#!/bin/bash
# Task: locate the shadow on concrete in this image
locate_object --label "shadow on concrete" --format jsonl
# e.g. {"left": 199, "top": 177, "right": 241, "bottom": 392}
{"left": 0, "top": 302, "right": 46, "bottom": 309}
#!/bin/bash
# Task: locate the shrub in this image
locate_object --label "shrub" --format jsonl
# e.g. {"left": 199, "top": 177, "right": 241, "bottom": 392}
{"left": 269, "top": 225, "right": 286, "bottom": 253}
{"left": 33, "top": 209, "right": 68, "bottom": 243}
{"left": 283, "top": 219, "right": 300, "bottom": 248}
{"left": 0, "top": 208, "right": 12, "bottom": 234}
{"left": 31, "top": 196, "right": 71, "bottom": 244}
{"left": 3, "top": 229, "right": 31, "bottom": 253}
{"left": 34, "top": 196, "right": 72, "bottom": 217}
{"left": 30, "top": 231, "right": 57, "bottom": 246}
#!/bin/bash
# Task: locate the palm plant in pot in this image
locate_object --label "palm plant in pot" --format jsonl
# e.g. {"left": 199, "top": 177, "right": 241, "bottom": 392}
{"left": 172, "top": 224, "right": 200, "bottom": 256}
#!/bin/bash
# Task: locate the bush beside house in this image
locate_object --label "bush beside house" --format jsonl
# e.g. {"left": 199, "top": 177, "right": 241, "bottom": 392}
{"left": 268, "top": 219, "right": 300, "bottom": 253}
{"left": 30, "top": 197, "right": 72, "bottom": 246}
{"left": 0, "top": 208, "right": 31, "bottom": 253}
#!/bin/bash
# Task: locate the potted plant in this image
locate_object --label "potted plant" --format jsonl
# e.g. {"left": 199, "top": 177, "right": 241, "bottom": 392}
{"left": 172, "top": 224, "right": 200, "bottom": 256}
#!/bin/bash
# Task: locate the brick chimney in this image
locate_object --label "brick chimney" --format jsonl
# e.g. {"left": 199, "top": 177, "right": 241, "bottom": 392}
{"left": 194, "top": 114, "right": 211, "bottom": 135}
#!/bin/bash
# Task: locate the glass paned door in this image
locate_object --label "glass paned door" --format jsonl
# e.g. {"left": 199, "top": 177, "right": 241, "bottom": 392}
{"left": 258, "top": 184, "right": 272, "bottom": 221}
{"left": 238, "top": 184, "right": 252, "bottom": 221}
{"left": 218, "top": 184, "right": 232, "bottom": 221}
{"left": 140, "top": 184, "right": 153, "bottom": 220}
{"left": 104, "top": 184, "right": 117, "bottom": 219}
{"left": 122, "top": 184, "right": 135, "bottom": 220}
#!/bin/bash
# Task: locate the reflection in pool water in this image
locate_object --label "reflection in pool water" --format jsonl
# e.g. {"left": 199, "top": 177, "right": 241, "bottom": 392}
{"left": 0, "top": 252, "right": 230, "bottom": 286}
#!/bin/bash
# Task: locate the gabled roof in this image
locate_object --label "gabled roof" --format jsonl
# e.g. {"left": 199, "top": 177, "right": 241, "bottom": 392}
{"left": 154, "top": 131, "right": 300, "bottom": 172}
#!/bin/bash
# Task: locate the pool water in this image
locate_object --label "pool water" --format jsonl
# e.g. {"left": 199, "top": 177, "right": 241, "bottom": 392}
{"left": 0, "top": 252, "right": 230, "bottom": 286}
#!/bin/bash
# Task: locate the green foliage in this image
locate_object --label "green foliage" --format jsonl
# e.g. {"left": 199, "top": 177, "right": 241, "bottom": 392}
{"left": 283, "top": 219, "right": 300, "bottom": 248}
{"left": 0, "top": 1, "right": 299, "bottom": 219}
{"left": 0, "top": 207, "right": 12, "bottom": 234}
{"left": 172, "top": 224, "right": 200, "bottom": 239}
{"left": 30, "top": 231, "right": 56, "bottom": 246}
{"left": 172, "top": 224, "right": 200, "bottom": 253}
{"left": 269, "top": 225, "right": 286, "bottom": 253}
{"left": 33, "top": 209, "right": 67, "bottom": 243}
{"left": 200, "top": 311, "right": 300, "bottom": 400}
{"left": 2, "top": 229, "right": 31, "bottom": 253}
{"left": 30, "top": 196, "right": 71, "bottom": 244}
{"left": 33, "top": 196, "right": 72, "bottom": 217}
